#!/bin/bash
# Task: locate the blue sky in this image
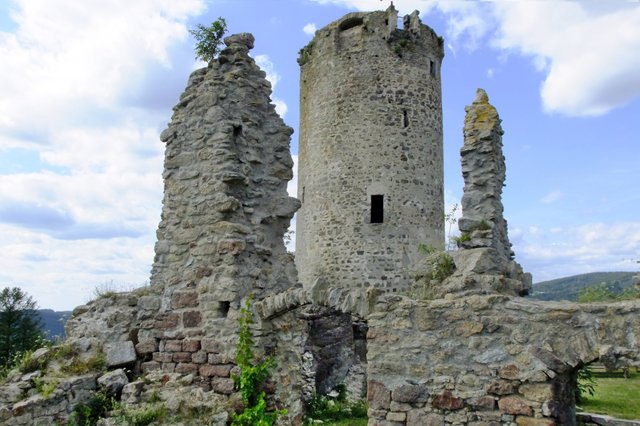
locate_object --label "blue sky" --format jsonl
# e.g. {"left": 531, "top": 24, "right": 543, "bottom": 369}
{"left": 1, "top": 0, "right": 639, "bottom": 310}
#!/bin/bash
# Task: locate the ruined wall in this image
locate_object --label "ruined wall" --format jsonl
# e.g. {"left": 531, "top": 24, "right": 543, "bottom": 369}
{"left": 138, "top": 30, "right": 299, "bottom": 381}
{"left": 459, "top": 89, "right": 513, "bottom": 261}
{"left": 366, "top": 293, "right": 640, "bottom": 426}
{"left": 434, "top": 89, "right": 531, "bottom": 298}
{"left": 296, "top": 6, "right": 445, "bottom": 293}
{"left": 0, "top": 32, "right": 305, "bottom": 425}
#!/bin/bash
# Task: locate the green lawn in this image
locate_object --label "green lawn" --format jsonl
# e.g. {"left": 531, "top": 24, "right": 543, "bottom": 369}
{"left": 578, "top": 369, "right": 640, "bottom": 420}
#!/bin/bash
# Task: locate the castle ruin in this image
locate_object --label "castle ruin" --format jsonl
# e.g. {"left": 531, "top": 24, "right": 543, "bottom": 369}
{"left": 1, "top": 7, "right": 639, "bottom": 426}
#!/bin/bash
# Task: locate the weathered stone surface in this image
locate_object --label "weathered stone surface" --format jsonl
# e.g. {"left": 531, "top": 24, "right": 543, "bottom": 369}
{"left": 487, "top": 380, "right": 518, "bottom": 395}
{"left": 97, "top": 369, "right": 129, "bottom": 397}
{"left": 431, "top": 390, "right": 464, "bottom": 410}
{"left": 391, "top": 383, "right": 428, "bottom": 403}
{"left": 105, "top": 341, "right": 136, "bottom": 367}
{"left": 368, "top": 380, "right": 391, "bottom": 410}
{"left": 498, "top": 396, "right": 534, "bottom": 416}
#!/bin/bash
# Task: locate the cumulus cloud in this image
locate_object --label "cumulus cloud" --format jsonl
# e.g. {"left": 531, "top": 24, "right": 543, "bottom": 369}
{"left": 493, "top": 2, "right": 640, "bottom": 116}
{"left": 310, "top": 0, "right": 640, "bottom": 115}
{"left": 0, "top": 0, "right": 203, "bottom": 310}
{"left": 513, "top": 222, "right": 640, "bottom": 282}
{"left": 303, "top": 23, "right": 317, "bottom": 36}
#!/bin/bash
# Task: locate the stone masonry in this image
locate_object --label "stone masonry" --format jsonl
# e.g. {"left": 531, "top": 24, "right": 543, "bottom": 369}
{"left": 296, "top": 6, "right": 446, "bottom": 294}
{"left": 436, "top": 89, "right": 532, "bottom": 299}
{"left": 1, "top": 8, "right": 640, "bottom": 426}
{"left": 459, "top": 88, "right": 514, "bottom": 261}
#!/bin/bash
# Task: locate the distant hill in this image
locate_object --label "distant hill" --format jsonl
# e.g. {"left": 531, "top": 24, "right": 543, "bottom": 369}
{"left": 37, "top": 309, "right": 72, "bottom": 340}
{"left": 529, "top": 271, "right": 638, "bottom": 301}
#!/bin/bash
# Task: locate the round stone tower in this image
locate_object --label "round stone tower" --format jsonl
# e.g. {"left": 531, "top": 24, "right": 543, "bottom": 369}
{"left": 296, "top": 6, "right": 445, "bottom": 293}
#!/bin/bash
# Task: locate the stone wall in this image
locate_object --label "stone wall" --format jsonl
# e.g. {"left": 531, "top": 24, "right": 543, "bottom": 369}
{"left": 296, "top": 6, "right": 445, "bottom": 294}
{"left": 366, "top": 293, "right": 640, "bottom": 426}
{"left": 137, "top": 31, "right": 300, "bottom": 396}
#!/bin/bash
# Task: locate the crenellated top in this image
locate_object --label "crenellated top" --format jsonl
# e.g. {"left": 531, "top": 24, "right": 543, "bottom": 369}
{"left": 298, "top": 5, "right": 444, "bottom": 67}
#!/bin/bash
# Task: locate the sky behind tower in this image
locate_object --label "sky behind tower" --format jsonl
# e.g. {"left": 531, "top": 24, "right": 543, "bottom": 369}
{"left": 1, "top": 0, "right": 639, "bottom": 310}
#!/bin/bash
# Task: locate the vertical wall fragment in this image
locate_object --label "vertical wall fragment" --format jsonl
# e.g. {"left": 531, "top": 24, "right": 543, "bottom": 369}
{"left": 451, "top": 88, "right": 531, "bottom": 296}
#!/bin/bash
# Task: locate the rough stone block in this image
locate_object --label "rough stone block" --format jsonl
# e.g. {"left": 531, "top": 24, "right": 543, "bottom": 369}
{"left": 519, "top": 383, "right": 553, "bottom": 402}
{"left": 175, "top": 362, "right": 198, "bottom": 375}
{"left": 105, "top": 341, "right": 137, "bottom": 367}
{"left": 368, "top": 380, "right": 391, "bottom": 410}
{"left": 407, "top": 410, "right": 444, "bottom": 426}
{"left": 391, "top": 383, "right": 428, "bottom": 403}
{"left": 386, "top": 412, "right": 406, "bottom": 422}
{"left": 182, "top": 339, "right": 201, "bottom": 352}
{"left": 431, "top": 390, "right": 464, "bottom": 410}
{"left": 199, "top": 364, "right": 234, "bottom": 377}
{"left": 152, "top": 352, "right": 173, "bottom": 363}
{"left": 211, "top": 377, "right": 235, "bottom": 394}
{"left": 162, "top": 362, "right": 176, "bottom": 373}
{"left": 499, "top": 364, "right": 520, "bottom": 380}
{"left": 487, "top": 379, "right": 518, "bottom": 395}
{"left": 154, "top": 313, "right": 180, "bottom": 330}
{"left": 164, "top": 339, "right": 182, "bottom": 352}
{"left": 183, "top": 311, "right": 202, "bottom": 327}
{"left": 172, "top": 352, "right": 192, "bottom": 363}
{"left": 498, "top": 396, "right": 533, "bottom": 416}
{"left": 135, "top": 339, "right": 158, "bottom": 355}
{"left": 172, "top": 291, "right": 199, "bottom": 308}
{"left": 467, "top": 395, "right": 496, "bottom": 410}
{"left": 192, "top": 351, "right": 207, "bottom": 364}
{"left": 97, "top": 369, "right": 129, "bottom": 397}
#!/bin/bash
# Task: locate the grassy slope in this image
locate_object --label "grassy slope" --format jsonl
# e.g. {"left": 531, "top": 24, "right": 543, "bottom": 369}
{"left": 578, "top": 370, "right": 640, "bottom": 420}
{"left": 529, "top": 271, "right": 637, "bottom": 301}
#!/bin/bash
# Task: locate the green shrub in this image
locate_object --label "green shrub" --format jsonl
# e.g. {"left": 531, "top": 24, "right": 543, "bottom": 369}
{"left": 114, "top": 403, "right": 167, "bottom": 426}
{"left": 61, "top": 353, "right": 106, "bottom": 375}
{"left": 304, "top": 384, "right": 368, "bottom": 424}
{"left": 69, "top": 392, "right": 114, "bottom": 426}
{"left": 576, "top": 366, "right": 597, "bottom": 403}
{"left": 231, "top": 295, "right": 286, "bottom": 426}
{"left": 190, "top": 18, "right": 228, "bottom": 62}
{"left": 34, "top": 376, "right": 59, "bottom": 399}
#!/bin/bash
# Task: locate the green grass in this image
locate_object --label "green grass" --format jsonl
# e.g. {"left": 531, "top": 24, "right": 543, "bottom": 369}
{"left": 578, "top": 369, "right": 640, "bottom": 420}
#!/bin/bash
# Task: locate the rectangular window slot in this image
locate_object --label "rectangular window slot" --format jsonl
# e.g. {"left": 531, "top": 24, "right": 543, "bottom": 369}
{"left": 302, "top": 186, "right": 305, "bottom": 203}
{"left": 371, "top": 194, "right": 384, "bottom": 223}
{"left": 430, "top": 60, "right": 436, "bottom": 77}
{"left": 403, "top": 110, "right": 409, "bottom": 128}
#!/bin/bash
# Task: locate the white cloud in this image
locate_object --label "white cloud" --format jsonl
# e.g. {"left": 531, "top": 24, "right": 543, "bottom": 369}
{"left": 493, "top": 2, "right": 640, "bottom": 116}
{"left": 310, "top": 0, "right": 640, "bottom": 115}
{"left": 513, "top": 222, "right": 640, "bottom": 283}
{"left": 486, "top": 68, "right": 494, "bottom": 79}
{"left": 303, "top": 23, "right": 317, "bottom": 36}
{"left": 540, "top": 190, "right": 563, "bottom": 205}
{"left": 0, "top": 0, "right": 203, "bottom": 310}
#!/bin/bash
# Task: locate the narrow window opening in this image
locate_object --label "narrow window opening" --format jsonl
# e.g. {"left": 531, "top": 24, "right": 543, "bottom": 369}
{"left": 302, "top": 186, "right": 305, "bottom": 203}
{"left": 370, "top": 194, "right": 384, "bottom": 223}
{"left": 403, "top": 110, "right": 409, "bottom": 128}
{"left": 233, "top": 125, "right": 243, "bottom": 138}
{"left": 218, "top": 301, "right": 231, "bottom": 317}
{"left": 430, "top": 60, "right": 436, "bottom": 77}
{"left": 339, "top": 17, "right": 364, "bottom": 32}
